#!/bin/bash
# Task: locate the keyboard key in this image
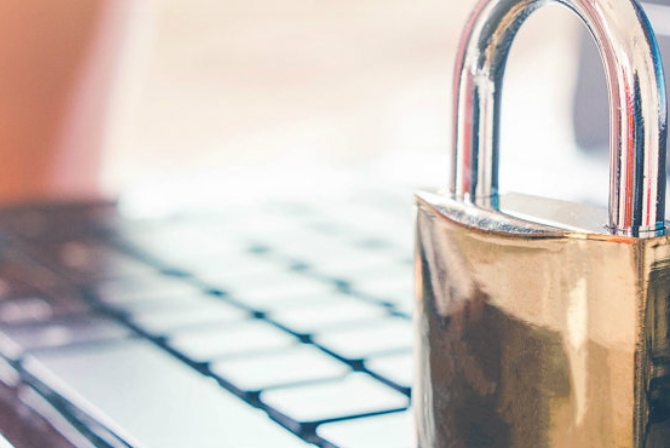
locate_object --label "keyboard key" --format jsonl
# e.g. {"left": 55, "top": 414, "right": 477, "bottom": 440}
{"left": 227, "top": 289, "right": 338, "bottom": 313}
{"left": 204, "top": 268, "right": 330, "bottom": 294}
{"left": 269, "top": 295, "right": 388, "bottom": 335}
{"left": 128, "top": 226, "right": 246, "bottom": 265}
{"left": 0, "top": 315, "right": 131, "bottom": 354}
{"left": 317, "top": 203, "right": 412, "bottom": 244}
{"left": 0, "top": 292, "right": 89, "bottom": 325}
{"left": 210, "top": 345, "right": 349, "bottom": 391}
{"left": 306, "top": 252, "right": 393, "bottom": 280}
{"left": 318, "top": 410, "right": 415, "bottom": 448}
{"left": 0, "top": 273, "right": 41, "bottom": 301}
{"left": 168, "top": 320, "right": 297, "bottom": 362}
{"left": 128, "top": 299, "right": 248, "bottom": 335}
{"left": 225, "top": 276, "right": 338, "bottom": 310}
{"left": 260, "top": 234, "right": 350, "bottom": 262}
{"left": 0, "top": 297, "right": 56, "bottom": 324}
{"left": 350, "top": 276, "right": 413, "bottom": 306}
{"left": 24, "top": 340, "right": 312, "bottom": 448}
{"left": 95, "top": 276, "right": 204, "bottom": 306}
{"left": 365, "top": 352, "right": 413, "bottom": 389}
{"left": 0, "top": 257, "right": 65, "bottom": 296}
{"left": 110, "top": 291, "right": 222, "bottom": 313}
{"left": 198, "top": 266, "right": 294, "bottom": 295}
{"left": 52, "top": 241, "right": 154, "bottom": 282}
{"left": 190, "top": 254, "right": 287, "bottom": 280}
{"left": 342, "top": 265, "right": 412, "bottom": 288}
{"left": 394, "top": 300, "right": 413, "bottom": 316}
{"left": 261, "top": 373, "right": 409, "bottom": 423}
{"left": 314, "top": 318, "right": 412, "bottom": 360}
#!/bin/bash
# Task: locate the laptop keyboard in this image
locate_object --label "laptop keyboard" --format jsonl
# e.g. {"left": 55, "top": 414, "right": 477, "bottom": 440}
{"left": 0, "top": 195, "right": 415, "bottom": 447}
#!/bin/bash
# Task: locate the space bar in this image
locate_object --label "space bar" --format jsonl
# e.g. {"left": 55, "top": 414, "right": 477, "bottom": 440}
{"left": 22, "top": 340, "right": 310, "bottom": 448}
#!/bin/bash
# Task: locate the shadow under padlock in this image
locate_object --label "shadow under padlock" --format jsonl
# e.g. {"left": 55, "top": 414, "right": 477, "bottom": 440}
{"left": 414, "top": 0, "right": 670, "bottom": 447}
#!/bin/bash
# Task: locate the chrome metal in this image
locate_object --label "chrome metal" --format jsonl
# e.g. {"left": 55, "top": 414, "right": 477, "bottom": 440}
{"left": 418, "top": 190, "right": 608, "bottom": 236}
{"left": 450, "top": 0, "right": 667, "bottom": 236}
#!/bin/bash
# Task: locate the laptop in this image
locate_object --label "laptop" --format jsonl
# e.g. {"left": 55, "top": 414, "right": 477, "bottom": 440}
{"left": 0, "top": 178, "right": 417, "bottom": 448}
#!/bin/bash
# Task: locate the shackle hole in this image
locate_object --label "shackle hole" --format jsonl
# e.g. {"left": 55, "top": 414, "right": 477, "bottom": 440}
{"left": 496, "top": 7, "right": 609, "bottom": 206}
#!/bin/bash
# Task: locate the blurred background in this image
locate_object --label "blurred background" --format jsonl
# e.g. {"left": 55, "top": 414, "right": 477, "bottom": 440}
{"left": 0, "top": 0, "right": 652, "bottom": 210}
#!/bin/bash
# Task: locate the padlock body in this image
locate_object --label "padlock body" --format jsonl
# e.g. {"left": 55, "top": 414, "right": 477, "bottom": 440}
{"left": 414, "top": 191, "right": 670, "bottom": 448}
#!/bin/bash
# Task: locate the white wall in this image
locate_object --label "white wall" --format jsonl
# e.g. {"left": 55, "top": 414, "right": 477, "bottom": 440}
{"left": 100, "top": 0, "right": 583, "bottom": 197}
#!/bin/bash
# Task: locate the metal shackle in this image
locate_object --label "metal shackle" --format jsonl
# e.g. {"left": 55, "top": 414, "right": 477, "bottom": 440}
{"left": 450, "top": 0, "right": 668, "bottom": 236}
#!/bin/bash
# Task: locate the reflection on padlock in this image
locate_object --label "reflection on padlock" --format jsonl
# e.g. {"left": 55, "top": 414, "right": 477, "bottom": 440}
{"left": 414, "top": 0, "right": 670, "bottom": 447}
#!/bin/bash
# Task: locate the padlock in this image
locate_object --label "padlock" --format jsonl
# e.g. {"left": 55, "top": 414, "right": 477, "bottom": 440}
{"left": 414, "top": 0, "right": 670, "bottom": 447}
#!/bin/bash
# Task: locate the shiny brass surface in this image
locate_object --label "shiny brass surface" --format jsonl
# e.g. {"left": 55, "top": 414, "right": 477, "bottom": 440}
{"left": 414, "top": 192, "right": 670, "bottom": 448}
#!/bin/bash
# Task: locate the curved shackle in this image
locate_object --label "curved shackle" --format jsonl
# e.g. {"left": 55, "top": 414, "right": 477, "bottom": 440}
{"left": 451, "top": 0, "right": 668, "bottom": 236}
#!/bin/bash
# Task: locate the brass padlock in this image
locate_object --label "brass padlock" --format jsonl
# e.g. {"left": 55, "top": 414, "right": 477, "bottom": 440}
{"left": 414, "top": 0, "right": 670, "bottom": 447}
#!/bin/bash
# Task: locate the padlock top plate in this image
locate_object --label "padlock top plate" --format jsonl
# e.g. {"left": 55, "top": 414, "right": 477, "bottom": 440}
{"left": 415, "top": 190, "right": 663, "bottom": 238}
